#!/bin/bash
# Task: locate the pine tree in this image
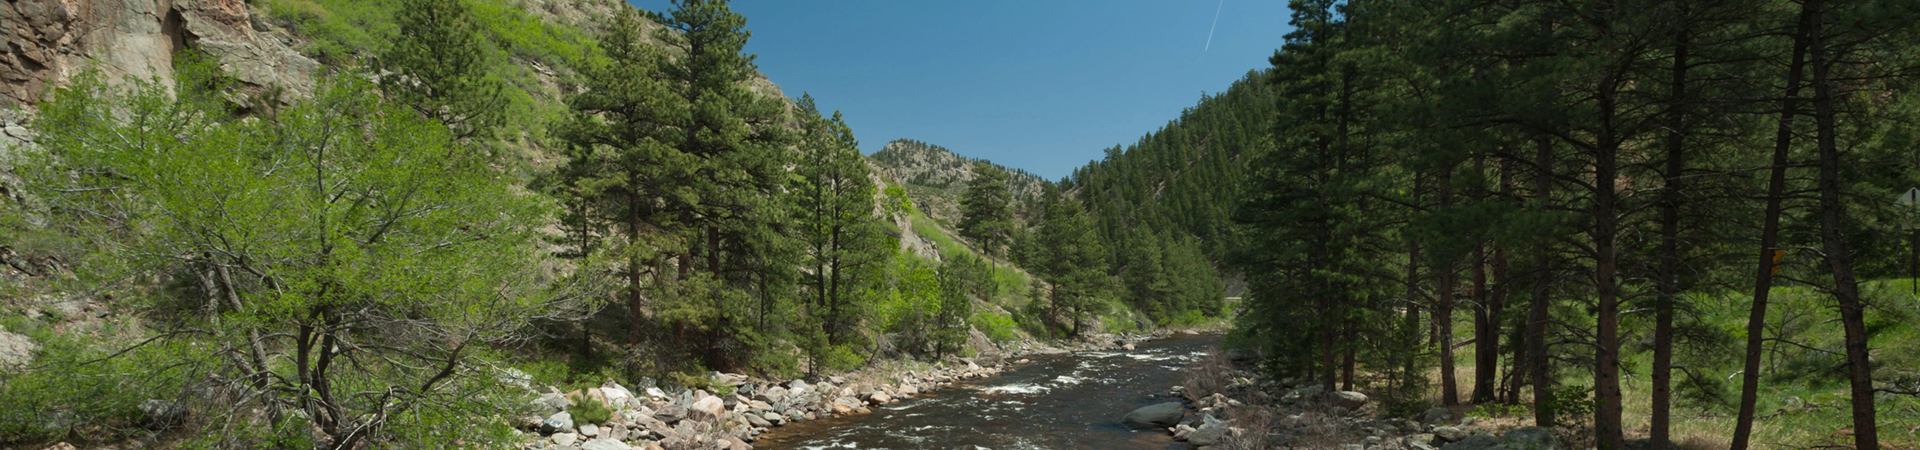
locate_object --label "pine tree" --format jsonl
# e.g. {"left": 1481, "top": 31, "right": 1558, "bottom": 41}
{"left": 1032, "top": 185, "right": 1110, "bottom": 337}
{"left": 380, "top": 0, "right": 505, "bottom": 139}
{"left": 793, "top": 94, "right": 892, "bottom": 371}
{"left": 959, "top": 162, "right": 1015, "bottom": 258}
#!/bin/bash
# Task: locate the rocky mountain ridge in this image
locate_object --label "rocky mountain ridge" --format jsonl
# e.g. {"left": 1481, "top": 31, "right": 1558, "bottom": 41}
{"left": 867, "top": 139, "right": 1048, "bottom": 224}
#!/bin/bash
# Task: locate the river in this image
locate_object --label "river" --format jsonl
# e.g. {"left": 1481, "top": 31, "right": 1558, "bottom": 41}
{"left": 755, "top": 334, "right": 1222, "bottom": 450}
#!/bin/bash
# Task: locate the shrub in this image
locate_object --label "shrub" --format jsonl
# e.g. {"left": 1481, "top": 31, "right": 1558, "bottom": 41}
{"left": 570, "top": 397, "right": 612, "bottom": 425}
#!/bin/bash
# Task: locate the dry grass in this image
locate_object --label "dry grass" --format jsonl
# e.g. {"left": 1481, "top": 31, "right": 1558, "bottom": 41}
{"left": 1217, "top": 407, "right": 1276, "bottom": 450}
{"left": 1183, "top": 346, "right": 1235, "bottom": 402}
{"left": 1422, "top": 348, "right": 1920, "bottom": 450}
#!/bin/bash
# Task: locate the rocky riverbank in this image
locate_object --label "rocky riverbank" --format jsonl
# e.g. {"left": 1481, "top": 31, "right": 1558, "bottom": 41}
{"left": 513, "top": 331, "right": 1171, "bottom": 450}
{"left": 1143, "top": 349, "right": 1574, "bottom": 450}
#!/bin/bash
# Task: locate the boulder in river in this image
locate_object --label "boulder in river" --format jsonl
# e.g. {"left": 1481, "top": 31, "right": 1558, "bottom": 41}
{"left": 1121, "top": 402, "right": 1186, "bottom": 428}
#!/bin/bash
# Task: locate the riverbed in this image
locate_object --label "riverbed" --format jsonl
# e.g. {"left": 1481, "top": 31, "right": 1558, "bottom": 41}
{"left": 755, "top": 334, "right": 1222, "bottom": 450}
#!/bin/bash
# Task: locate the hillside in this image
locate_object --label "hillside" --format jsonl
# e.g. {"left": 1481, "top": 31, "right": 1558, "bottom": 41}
{"left": 0, "top": 1, "right": 1109, "bottom": 449}
{"left": 868, "top": 139, "right": 1048, "bottom": 224}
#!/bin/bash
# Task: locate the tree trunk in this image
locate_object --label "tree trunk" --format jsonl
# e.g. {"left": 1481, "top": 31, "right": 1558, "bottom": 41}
{"left": 1495, "top": 156, "right": 1520, "bottom": 405}
{"left": 1437, "top": 165, "right": 1460, "bottom": 406}
{"left": 1342, "top": 320, "right": 1357, "bottom": 391}
{"left": 1808, "top": 2, "right": 1878, "bottom": 447}
{"left": 1472, "top": 240, "right": 1497, "bottom": 404}
{"left": 1472, "top": 155, "right": 1499, "bottom": 404}
{"left": 1652, "top": 15, "right": 1691, "bottom": 448}
{"left": 1594, "top": 64, "right": 1626, "bottom": 450}
{"left": 1528, "top": 136, "right": 1556, "bottom": 427}
{"left": 1731, "top": 6, "right": 1808, "bottom": 448}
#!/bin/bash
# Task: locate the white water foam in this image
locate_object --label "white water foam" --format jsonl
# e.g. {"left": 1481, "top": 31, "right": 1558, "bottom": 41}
{"left": 979, "top": 383, "right": 1050, "bottom": 394}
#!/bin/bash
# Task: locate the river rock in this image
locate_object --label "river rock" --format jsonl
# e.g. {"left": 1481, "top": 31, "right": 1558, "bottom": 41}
{"left": 579, "top": 423, "right": 599, "bottom": 438}
{"left": 712, "top": 372, "right": 749, "bottom": 387}
{"left": 1122, "top": 402, "right": 1186, "bottom": 428}
{"left": 551, "top": 431, "right": 578, "bottom": 446}
{"left": 581, "top": 439, "right": 630, "bottom": 450}
{"left": 867, "top": 391, "right": 892, "bottom": 405}
{"left": 654, "top": 404, "right": 687, "bottom": 424}
{"left": 690, "top": 396, "right": 725, "bottom": 422}
{"left": 1186, "top": 424, "right": 1229, "bottom": 446}
{"left": 540, "top": 411, "right": 573, "bottom": 435}
{"left": 533, "top": 392, "right": 571, "bottom": 413}
{"left": 746, "top": 411, "right": 771, "bottom": 428}
{"left": 1330, "top": 391, "right": 1368, "bottom": 409}
{"left": 1502, "top": 426, "right": 1565, "bottom": 450}
{"left": 758, "top": 386, "right": 789, "bottom": 403}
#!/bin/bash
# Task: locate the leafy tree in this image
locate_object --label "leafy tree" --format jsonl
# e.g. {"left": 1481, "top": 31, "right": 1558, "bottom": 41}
{"left": 22, "top": 71, "right": 551, "bottom": 449}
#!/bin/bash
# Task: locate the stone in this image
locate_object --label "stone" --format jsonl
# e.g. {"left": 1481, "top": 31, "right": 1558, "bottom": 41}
{"left": 1341, "top": 445, "right": 1366, "bottom": 450}
{"left": 551, "top": 432, "right": 577, "bottom": 446}
{"left": 1432, "top": 426, "right": 1469, "bottom": 442}
{"left": 745, "top": 412, "right": 771, "bottom": 428}
{"left": 690, "top": 396, "right": 726, "bottom": 422}
{"left": 653, "top": 405, "right": 687, "bottom": 424}
{"left": 1440, "top": 434, "right": 1501, "bottom": 450}
{"left": 867, "top": 391, "right": 892, "bottom": 405}
{"left": 1330, "top": 391, "right": 1369, "bottom": 409}
{"left": 1185, "top": 424, "right": 1229, "bottom": 446}
{"left": 540, "top": 412, "right": 574, "bottom": 435}
{"left": 580, "top": 439, "right": 630, "bottom": 450}
{"left": 533, "top": 392, "right": 571, "bottom": 413}
{"left": 578, "top": 423, "right": 599, "bottom": 438}
{"left": 711, "top": 372, "right": 749, "bottom": 387}
{"left": 139, "top": 399, "right": 186, "bottom": 428}
{"left": 0, "top": 327, "right": 36, "bottom": 371}
{"left": 759, "top": 386, "right": 790, "bottom": 403}
{"left": 600, "top": 382, "right": 633, "bottom": 407}
{"left": 1424, "top": 407, "right": 1453, "bottom": 425}
{"left": 1501, "top": 426, "right": 1565, "bottom": 450}
{"left": 1121, "top": 402, "right": 1186, "bottom": 428}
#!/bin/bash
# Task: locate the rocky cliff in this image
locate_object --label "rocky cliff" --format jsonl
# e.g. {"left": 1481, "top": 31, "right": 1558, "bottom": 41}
{"left": 1, "top": 0, "right": 318, "bottom": 107}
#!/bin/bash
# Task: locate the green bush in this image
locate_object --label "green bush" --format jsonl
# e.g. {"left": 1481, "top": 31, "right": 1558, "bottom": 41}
{"left": 570, "top": 397, "right": 612, "bottom": 425}
{"left": 970, "top": 311, "right": 1019, "bottom": 342}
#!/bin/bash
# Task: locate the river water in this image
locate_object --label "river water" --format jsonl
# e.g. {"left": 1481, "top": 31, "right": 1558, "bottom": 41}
{"left": 756, "top": 334, "right": 1221, "bottom": 450}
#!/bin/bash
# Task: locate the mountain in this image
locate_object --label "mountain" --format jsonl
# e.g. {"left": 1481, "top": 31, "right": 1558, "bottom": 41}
{"left": 868, "top": 139, "right": 1048, "bottom": 224}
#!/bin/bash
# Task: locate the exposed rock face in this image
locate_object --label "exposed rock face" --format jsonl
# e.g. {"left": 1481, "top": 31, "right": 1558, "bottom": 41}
{"left": 0, "top": 326, "right": 35, "bottom": 370}
{"left": 1, "top": 0, "right": 317, "bottom": 107}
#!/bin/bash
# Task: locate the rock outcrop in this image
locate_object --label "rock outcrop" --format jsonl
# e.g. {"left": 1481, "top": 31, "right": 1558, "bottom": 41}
{"left": 1, "top": 0, "right": 317, "bottom": 107}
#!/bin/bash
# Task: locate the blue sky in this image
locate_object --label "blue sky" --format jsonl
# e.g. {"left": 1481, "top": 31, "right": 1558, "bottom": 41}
{"left": 625, "top": 1, "right": 1294, "bottom": 180}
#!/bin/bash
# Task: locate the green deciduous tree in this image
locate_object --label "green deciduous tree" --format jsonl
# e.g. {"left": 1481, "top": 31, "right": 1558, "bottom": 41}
{"left": 22, "top": 71, "right": 551, "bottom": 449}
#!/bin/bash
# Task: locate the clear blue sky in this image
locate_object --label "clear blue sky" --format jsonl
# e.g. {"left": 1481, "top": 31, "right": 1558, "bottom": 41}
{"left": 625, "top": 1, "right": 1294, "bottom": 180}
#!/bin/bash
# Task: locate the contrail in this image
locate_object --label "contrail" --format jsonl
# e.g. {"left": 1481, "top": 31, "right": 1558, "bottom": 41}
{"left": 1205, "top": 0, "right": 1224, "bottom": 52}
